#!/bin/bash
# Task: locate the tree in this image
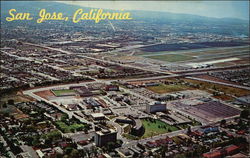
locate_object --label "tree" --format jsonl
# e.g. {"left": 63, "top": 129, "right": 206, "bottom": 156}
{"left": 240, "top": 109, "right": 249, "bottom": 119}
{"left": 61, "top": 114, "right": 69, "bottom": 122}
{"left": 32, "top": 137, "right": 40, "bottom": 146}
{"left": 69, "top": 149, "right": 79, "bottom": 158}
{"left": 65, "top": 147, "right": 73, "bottom": 155}
{"left": 220, "top": 119, "right": 226, "bottom": 126}
{"left": 70, "top": 128, "right": 75, "bottom": 133}
{"left": 2, "top": 103, "right": 7, "bottom": 108}
{"left": 187, "top": 126, "right": 192, "bottom": 134}
{"left": 7, "top": 99, "right": 14, "bottom": 105}
{"left": 56, "top": 153, "right": 63, "bottom": 158}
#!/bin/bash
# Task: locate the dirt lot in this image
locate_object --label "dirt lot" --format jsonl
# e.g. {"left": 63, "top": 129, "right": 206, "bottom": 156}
{"left": 213, "top": 95, "right": 234, "bottom": 101}
{"left": 214, "top": 59, "right": 250, "bottom": 67}
{"left": 34, "top": 90, "right": 55, "bottom": 99}
{"left": 195, "top": 75, "right": 237, "bottom": 85}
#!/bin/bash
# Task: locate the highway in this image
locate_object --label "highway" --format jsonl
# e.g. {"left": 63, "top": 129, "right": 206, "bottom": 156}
{"left": 23, "top": 42, "right": 170, "bottom": 75}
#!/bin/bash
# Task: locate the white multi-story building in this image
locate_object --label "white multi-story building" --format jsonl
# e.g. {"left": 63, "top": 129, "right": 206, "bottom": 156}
{"left": 146, "top": 101, "right": 167, "bottom": 113}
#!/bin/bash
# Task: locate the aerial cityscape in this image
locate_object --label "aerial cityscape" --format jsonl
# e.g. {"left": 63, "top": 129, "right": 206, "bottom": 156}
{"left": 0, "top": 1, "right": 249, "bottom": 158}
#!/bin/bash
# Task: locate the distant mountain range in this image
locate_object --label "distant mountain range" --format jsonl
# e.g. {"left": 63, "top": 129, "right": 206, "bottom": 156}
{"left": 1, "top": 1, "right": 249, "bottom": 36}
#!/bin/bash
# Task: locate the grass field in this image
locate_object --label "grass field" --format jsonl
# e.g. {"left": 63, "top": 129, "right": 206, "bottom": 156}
{"left": 55, "top": 121, "right": 86, "bottom": 133}
{"left": 146, "top": 83, "right": 192, "bottom": 94}
{"left": 145, "top": 54, "right": 195, "bottom": 62}
{"left": 51, "top": 89, "right": 76, "bottom": 96}
{"left": 141, "top": 119, "right": 178, "bottom": 139}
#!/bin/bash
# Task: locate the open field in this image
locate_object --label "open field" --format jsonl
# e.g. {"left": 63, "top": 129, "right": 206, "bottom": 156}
{"left": 184, "top": 78, "right": 250, "bottom": 97}
{"left": 145, "top": 54, "right": 195, "bottom": 62}
{"left": 136, "top": 45, "right": 249, "bottom": 66}
{"left": 214, "top": 58, "right": 250, "bottom": 67}
{"left": 141, "top": 119, "right": 178, "bottom": 139}
{"left": 144, "top": 78, "right": 249, "bottom": 100}
{"left": 185, "top": 47, "right": 249, "bottom": 56}
{"left": 51, "top": 89, "right": 76, "bottom": 96}
{"left": 146, "top": 83, "right": 192, "bottom": 94}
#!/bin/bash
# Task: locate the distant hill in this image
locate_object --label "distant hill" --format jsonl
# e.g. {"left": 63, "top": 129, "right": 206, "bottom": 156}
{"left": 1, "top": 1, "right": 248, "bottom": 23}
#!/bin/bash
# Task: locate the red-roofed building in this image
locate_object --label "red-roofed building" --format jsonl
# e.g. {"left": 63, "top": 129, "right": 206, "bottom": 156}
{"left": 203, "top": 145, "right": 240, "bottom": 158}
{"left": 189, "top": 130, "right": 203, "bottom": 137}
{"left": 164, "top": 137, "right": 173, "bottom": 144}
{"left": 59, "top": 142, "right": 69, "bottom": 148}
{"left": 227, "top": 133, "right": 233, "bottom": 137}
{"left": 145, "top": 141, "right": 157, "bottom": 148}
{"left": 155, "top": 139, "right": 166, "bottom": 146}
{"left": 224, "top": 145, "right": 239, "bottom": 155}
{"left": 203, "top": 150, "right": 222, "bottom": 158}
{"left": 77, "top": 140, "right": 89, "bottom": 146}
{"left": 237, "top": 130, "right": 245, "bottom": 135}
{"left": 105, "top": 85, "right": 119, "bottom": 91}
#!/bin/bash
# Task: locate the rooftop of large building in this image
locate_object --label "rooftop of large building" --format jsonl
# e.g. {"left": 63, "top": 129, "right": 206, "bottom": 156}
{"left": 96, "top": 129, "right": 117, "bottom": 136}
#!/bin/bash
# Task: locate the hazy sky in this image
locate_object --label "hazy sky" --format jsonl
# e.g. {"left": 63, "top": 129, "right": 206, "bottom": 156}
{"left": 60, "top": 1, "right": 249, "bottom": 20}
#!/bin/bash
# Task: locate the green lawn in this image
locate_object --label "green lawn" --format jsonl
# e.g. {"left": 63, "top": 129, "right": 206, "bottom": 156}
{"left": 123, "top": 133, "right": 139, "bottom": 140}
{"left": 141, "top": 119, "right": 179, "bottom": 139}
{"left": 145, "top": 54, "right": 195, "bottom": 62}
{"left": 146, "top": 83, "right": 191, "bottom": 94}
{"left": 52, "top": 89, "right": 76, "bottom": 96}
{"left": 55, "top": 121, "right": 86, "bottom": 133}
